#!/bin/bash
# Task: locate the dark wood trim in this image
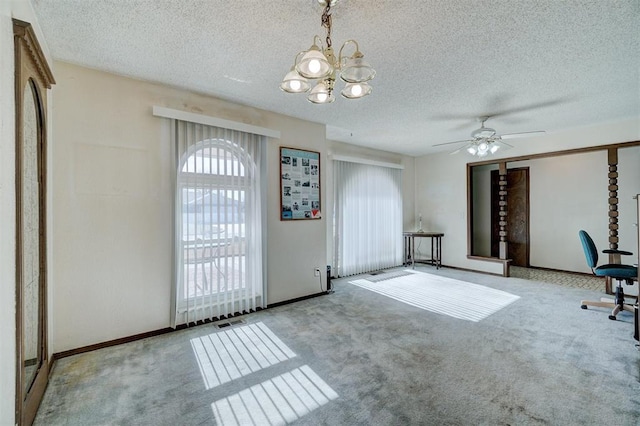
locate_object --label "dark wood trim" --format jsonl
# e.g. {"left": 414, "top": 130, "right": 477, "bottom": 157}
{"left": 267, "top": 291, "right": 327, "bottom": 308}
{"left": 53, "top": 328, "right": 176, "bottom": 360}
{"left": 469, "top": 140, "right": 640, "bottom": 167}
{"left": 52, "top": 293, "right": 328, "bottom": 361}
{"left": 466, "top": 163, "right": 473, "bottom": 256}
{"left": 14, "top": 19, "right": 55, "bottom": 426}
{"left": 466, "top": 139, "right": 639, "bottom": 278}
{"left": 606, "top": 147, "right": 620, "bottom": 293}
{"left": 498, "top": 162, "right": 508, "bottom": 260}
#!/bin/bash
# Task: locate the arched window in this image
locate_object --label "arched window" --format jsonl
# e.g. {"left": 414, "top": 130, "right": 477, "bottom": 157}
{"left": 174, "top": 123, "right": 264, "bottom": 325}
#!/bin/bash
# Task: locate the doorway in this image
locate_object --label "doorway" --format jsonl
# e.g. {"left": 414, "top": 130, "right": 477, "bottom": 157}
{"left": 491, "top": 167, "right": 530, "bottom": 267}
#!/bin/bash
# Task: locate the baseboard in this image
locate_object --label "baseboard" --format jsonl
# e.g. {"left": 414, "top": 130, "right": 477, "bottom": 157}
{"left": 267, "top": 291, "right": 327, "bottom": 309}
{"left": 52, "top": 293, "right": 328, "bottom": 361}
{"left": 443, "top": 264, "right": 506, "bottom": 277}
{"left": 53, "top": 327, "right": 176, "bottom": 360}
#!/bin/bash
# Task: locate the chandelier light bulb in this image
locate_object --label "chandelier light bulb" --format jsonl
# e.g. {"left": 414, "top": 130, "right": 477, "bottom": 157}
{"left": 478, "top": 141, "right": 489, "bottom": 152}
{"left": 490, "top": 144, "right": 500, "bottom": 154}
{"left": 308, "top": 81, "right": 335, "bottom": 104}
{"left": 341, "top": 82, "right": 371, "bottom": 99}
{"left": 296, "top": 46, "right": 332, "bottom": 79}
{"left": 280, "top": 68, "right": 310, "bottom": 93}
{"left": 308, "top": 59, "right": 321, "bottom": 74}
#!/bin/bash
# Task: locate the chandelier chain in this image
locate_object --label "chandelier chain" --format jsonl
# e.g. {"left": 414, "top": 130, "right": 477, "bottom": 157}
{"left": 321, "top": 2, "right": 332, "bottom": 48}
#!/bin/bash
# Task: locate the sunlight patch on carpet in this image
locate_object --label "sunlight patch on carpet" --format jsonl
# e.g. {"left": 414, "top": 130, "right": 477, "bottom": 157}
{"left": 211, "top": 365, "right": 338, "bottom": 426}
{"left": 191, "top": 322, "right": 296, "bottom": 390}
{"left": 350, "top": 270, "right": 520, "bottom": 322}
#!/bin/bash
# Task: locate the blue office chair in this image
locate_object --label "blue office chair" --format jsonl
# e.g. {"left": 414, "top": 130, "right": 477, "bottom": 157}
{"left": 578, "top": 230, "right": 638, "bottom": 320}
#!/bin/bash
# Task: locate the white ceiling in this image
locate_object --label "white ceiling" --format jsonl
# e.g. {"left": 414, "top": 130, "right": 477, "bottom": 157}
{"left": 32, "top": 0, "right": 640, "bottom": 156}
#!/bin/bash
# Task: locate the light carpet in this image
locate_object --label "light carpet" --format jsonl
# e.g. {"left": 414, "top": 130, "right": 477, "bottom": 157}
{"left": 350, "top": 269, "right": 520, "bottom": 322}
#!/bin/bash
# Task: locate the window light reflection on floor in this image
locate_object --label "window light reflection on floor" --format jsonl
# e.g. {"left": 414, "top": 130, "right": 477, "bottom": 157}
{"left": 191, "top": 322, "right": 297, "bottom": 390}
{"left": 212, "top": 365, "right": 339, "bottom": 426}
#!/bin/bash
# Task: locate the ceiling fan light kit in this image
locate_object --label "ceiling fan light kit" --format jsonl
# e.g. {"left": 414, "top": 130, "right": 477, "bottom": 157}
{"left": 433, "top": 116, "right": 546, "bottom": 158}
{"left": 280, "top": 0, "right": 375, "bottom": 104}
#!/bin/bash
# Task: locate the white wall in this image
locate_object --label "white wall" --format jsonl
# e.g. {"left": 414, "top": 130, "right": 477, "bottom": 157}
{"left": 514, "top": 151, "right": 608, "bottom": 272}
{"left": 415, "top": 119, "right": 640, "bottom": 275}
{"left": 0, "top": 1, "right": 55, "bottom": 423}
{"left": 617, "top": 145, "right": 640, "bottom": 256}
{"left": 50, "top": 62, "right": 415, "bottom": 352}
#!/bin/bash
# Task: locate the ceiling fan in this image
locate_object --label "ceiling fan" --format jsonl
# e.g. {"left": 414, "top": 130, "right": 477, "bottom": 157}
{"left": 433, "top": 116, "right": 546, "bottom": 157}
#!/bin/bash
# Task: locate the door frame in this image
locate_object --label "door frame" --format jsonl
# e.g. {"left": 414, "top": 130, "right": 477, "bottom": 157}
{"left": 14, "top": 19, "right": 55, "bottom": 426}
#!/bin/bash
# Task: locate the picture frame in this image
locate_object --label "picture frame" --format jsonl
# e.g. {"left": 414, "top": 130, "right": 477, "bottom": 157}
{"left": 280, "top": 147, "right": 321, "bottom": 220}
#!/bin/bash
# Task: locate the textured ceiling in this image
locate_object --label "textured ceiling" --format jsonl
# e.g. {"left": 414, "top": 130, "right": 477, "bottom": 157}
{"left": 32, "top": 0, "right": 640, "bottom": 156}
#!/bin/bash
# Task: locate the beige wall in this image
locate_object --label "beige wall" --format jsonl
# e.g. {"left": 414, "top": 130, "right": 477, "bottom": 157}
{"left": 512, "top": 151, "right": 608, "bottom": 272}
{"left": 415, "top": 119, "right": 640, "bottom": 274}
{"left": 51, "top": 61, "right": 330, "bottom": 352}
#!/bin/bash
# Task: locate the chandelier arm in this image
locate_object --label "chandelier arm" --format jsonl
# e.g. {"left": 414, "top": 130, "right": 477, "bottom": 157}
{"left": 312, "top": 35, "right": 324, "bottom": 50}
{"left": 293, "top": 50, "right": 307, "bottom": 66}
{"left": 338, "top": 39, "right": 360, "bottom": 64}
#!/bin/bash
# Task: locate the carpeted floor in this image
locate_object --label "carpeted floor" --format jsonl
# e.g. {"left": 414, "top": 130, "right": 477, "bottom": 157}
{"left": 511, "top": 266, "right": 606, "bottom": 291}
{"left": 350, "top": 270, "right": 520, "bottom": 322}
{"left": 35, "top": 266, "right": 640, "bottom": 425}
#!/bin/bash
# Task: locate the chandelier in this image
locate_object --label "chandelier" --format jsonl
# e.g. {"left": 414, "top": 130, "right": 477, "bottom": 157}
{"left": 280, "top": 0, "right": 376, "bottom": 104}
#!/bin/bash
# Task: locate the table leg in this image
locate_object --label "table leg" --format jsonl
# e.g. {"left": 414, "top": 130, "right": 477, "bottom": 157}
{"left": 431, "top": 237, "right": 434, "bottom": 267}
{"left": 411, "top": 236, "right": 416, "bottom": 269}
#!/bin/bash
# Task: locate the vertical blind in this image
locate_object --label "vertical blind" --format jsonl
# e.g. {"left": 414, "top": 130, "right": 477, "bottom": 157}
{"left": 333, "top": 160, "right": 403, "bottom": 276}
{"left": 172, "top": 120, "right": 265, "bottom": 327}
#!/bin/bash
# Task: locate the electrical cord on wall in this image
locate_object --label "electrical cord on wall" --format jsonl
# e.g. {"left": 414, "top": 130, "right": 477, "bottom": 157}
{"left": 321, "top": 272, "right": 334, "bottom": 294}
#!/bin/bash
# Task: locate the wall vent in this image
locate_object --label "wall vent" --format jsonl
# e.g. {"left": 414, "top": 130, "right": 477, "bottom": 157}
{"left": 215, "top": 318, "right": 247, "bottom": 329}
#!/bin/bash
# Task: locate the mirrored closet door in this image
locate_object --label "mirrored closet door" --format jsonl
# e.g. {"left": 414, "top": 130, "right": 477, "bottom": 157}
{"left": 14, "top": 19, "right": 55, "bottom": 426}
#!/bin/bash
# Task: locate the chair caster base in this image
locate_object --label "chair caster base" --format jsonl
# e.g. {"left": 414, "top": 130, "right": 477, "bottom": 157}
{"left": 608, "top": 315, "right": 617, "bottom": 320}
{"left": 581, "top": 305, "right": 587, "bottom": 310}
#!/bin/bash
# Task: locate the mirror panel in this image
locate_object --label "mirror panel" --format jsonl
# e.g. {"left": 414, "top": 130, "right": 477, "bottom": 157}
{"left": 14, "top": 18, "right": 55, "bottom": 426}
{"left": 21, "top": 80, "right": 41, "bottom": 394}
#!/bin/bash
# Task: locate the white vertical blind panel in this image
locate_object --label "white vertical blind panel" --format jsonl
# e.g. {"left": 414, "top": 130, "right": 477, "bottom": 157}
{"left": 173, "top": 120, "right": 264, "bottom": 326}
{"left": 333, "top": 160, "right": 403, "bottom": 276}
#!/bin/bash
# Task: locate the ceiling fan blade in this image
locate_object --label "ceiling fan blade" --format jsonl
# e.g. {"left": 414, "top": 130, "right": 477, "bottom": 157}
{"left": 500, "top": 130, "right": 546, "bottom": 140}
{"left": 484, "top": 98, "right": 568, "bottom": 118}
{"left": 449, "top": 145, "right": 468, "bottom": 155}
{"left": 432, "top": 139, "right": 472, "bottom": 147}
{"left": 495, "top": 140, "right": 514, "bottom": 149}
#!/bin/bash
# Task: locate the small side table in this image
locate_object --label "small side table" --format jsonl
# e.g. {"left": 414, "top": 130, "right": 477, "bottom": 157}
{"left": 403, "top": 231, "right": 444, "bottom": 269}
